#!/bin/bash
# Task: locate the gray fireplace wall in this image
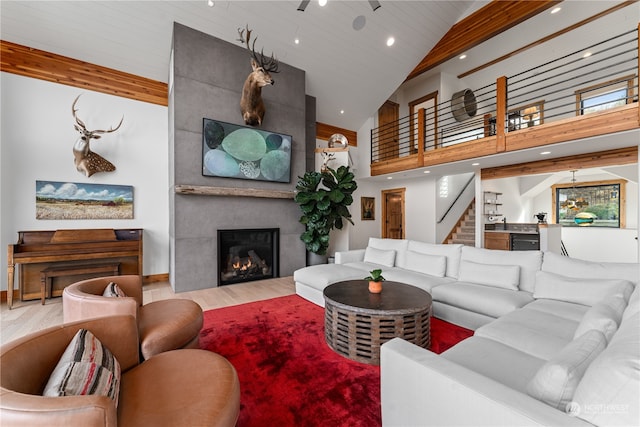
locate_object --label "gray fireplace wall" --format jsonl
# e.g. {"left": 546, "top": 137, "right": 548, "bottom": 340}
{"left": 169, "top": 23, "right": 308, "bottom": 292}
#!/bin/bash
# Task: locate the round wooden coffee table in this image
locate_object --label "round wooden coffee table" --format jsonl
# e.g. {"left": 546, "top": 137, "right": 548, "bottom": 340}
{"left": 323, "top": 280, "right": 432, "bottom": 365}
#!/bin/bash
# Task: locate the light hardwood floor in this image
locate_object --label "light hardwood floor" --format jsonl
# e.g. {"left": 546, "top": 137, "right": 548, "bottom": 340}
{"left": 1, "top": 276, "right": 295, "bottom": 345}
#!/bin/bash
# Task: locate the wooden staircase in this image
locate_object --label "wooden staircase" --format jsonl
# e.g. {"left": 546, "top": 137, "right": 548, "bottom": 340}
{"left": 445, "top": 200, "right": 476, "bottom": 246}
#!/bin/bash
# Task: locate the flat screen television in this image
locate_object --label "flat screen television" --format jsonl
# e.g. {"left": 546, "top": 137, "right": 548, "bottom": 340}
{"left": 202, "top": 118, "right": 292, "bottom": 183}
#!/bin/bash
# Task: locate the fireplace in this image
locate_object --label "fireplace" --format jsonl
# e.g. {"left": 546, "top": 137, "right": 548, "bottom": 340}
{"left": 218, "top": 228, "right": 279, "bottom": 286}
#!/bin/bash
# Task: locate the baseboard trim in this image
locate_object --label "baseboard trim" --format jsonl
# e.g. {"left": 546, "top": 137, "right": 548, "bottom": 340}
{"left": 143, "top": 273, "right": 169, "bottom": 284}
{"left": 1, "top": 273, "right": 170, "bottom": 302}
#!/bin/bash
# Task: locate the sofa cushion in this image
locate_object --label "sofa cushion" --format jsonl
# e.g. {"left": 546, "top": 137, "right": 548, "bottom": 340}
{"left": 542, "top": 251, "right": 639, "bottom": 286}
{"left": 458, "top": 260, "right": 520, "bottom": 290}
{"left": 474, "top": 307, "right": 579, "bottom": 360}
{"left": 573, "top": 294, "right": 627, "bottom": 342}
{"left": 102, "top": 281, "right": 126, "bottom": 297}
{"left": 403, "top": 241, "right": 463, "bottom": 279}
{"left": 442, "top": 336, "right": 545, "bottom": 393}
{"left": 293, "top": 264, "right": 365, "bottom": 291}
{"left": 533, "top": 270, "right": 634, "bottom": 307}
{"left": 363, "top": 246, "right": 396, "bottom": 267}
{"left": 524, "top": 299, "right": 589, "bottom": 323}
{"left": 368, "top": 237, "right": 408, "bottom": 252}
{"left": 432, "top": 282, "right": 533, "bottom": 319}
{"left": 572, "top": 311, "right": 640, "bottom": 426}
{"left": 622, "top": 284, "right": 640, "bottom": 321}
{"left": 526, "top": 329, "right": 607, "bottom": 410}
{"left": 403, "top": 250, "right": 446, "bottom": 277}
{"left": 460, "top": 246, "right": 542, "bottom": 293}
{"left": 43, "top": 329, "right": 121, "bottom": 404}
{"left": 382, "top": 267, "right": 455, "bottom": 293}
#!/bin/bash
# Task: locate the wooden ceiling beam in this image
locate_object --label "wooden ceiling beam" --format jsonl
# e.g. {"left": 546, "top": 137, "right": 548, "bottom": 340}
{"left": 481, "top": 146, "right": 638, "bottom": 180}
{"left": 405, "top": 0, "right": 562, "bottom": 82}
{"left": 1, "top": 40, "right": 168, "bottom": 106}
{"left": 316, "top": 122, "right": 357, "bottom": 147}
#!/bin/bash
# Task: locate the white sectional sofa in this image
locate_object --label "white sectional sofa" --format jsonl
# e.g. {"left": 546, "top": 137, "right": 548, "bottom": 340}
{"left": 293, "top": 238, "right": 639, "bottom": 426}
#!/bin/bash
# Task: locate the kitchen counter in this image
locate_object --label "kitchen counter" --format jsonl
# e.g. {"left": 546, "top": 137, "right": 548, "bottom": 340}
{"left": 484, "top": 223, "right": 539, "bottom": 234}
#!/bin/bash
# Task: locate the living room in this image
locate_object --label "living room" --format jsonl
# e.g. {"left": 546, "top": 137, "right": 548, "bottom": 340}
{"left": 1, "top": 1, "right": 639, "bottom": 426}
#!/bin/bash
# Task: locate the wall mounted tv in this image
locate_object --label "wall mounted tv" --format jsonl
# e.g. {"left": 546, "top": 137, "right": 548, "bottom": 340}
{"left": 202, "top": 118, "right": 292, "bottom": 183}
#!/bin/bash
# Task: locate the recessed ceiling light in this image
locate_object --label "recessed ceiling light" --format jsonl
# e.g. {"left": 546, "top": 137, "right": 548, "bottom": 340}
{"left": 340, "top": 110, "right": 344, "bottom": 115}
{"left": 207, "top": 0, "right": 214, "bottom": 6}
{"left": 540, "top": 151, "right": 551, "bottom": 155}
{"left": 386, "top": 37, "right": 395, "bottom": 47}
{"left": 472, "top": 162, "right": 480, "bottom": 166}
{"left": 294, "top": 38, "right": 300, "bottom": 45}
{"left": 550, "top": 7, "right": 561, "bottom": 14}
{"left": 459, "top": 54, "right": 467, "bottom": 60}
{"left": 423, "top": 170, "right": 430, "bottom": 174}
{"left": 318, "top": 0, "right": 327, "bottom": 7}
{"left": 583, "top": 52, "right": 592, "bottom": 58}
{"left": 387, "top": 176, "right": 393, "bottom": 180}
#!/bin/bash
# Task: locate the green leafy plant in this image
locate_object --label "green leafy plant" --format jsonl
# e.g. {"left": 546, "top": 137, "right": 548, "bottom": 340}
{"left": 364, "top": 269, "right": 385, "bottom": 283}
{"left": 294, "top": 165, "right": 357, "bottom": 255}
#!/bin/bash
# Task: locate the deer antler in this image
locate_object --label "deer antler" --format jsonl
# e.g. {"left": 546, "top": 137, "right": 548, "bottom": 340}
{"left": 72, "top": 94, "right": 123, "bottom": 138}
{"left": 237, "top": 25, "right": 279, "bottom": 73}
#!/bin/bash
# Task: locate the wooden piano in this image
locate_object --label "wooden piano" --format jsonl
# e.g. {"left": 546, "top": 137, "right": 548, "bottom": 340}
{"left": 7, "top": 228, "right": 142, "bottom": 309}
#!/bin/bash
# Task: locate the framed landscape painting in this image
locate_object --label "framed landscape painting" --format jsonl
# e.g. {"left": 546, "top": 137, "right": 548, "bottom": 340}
{"left": 202, "top": 118, "right": 292, "bottom": 183}
{"left": 36, "top": 181, "right": 134, "bottom": 220}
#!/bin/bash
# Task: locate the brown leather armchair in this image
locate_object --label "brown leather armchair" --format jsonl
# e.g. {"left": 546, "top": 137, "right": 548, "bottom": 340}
{"left": 0, "top": 315, "right": 240, "bottom": 427}
{"left": 62, "top": 275, "right": 203, "bottom": 360}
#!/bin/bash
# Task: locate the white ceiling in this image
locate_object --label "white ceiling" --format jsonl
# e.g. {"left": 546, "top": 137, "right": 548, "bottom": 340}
{"left": 1, "top": 0, "right": 638, "bottom": 179}
{"left": 0, "top": 0, "right": 475, "bottom": 130}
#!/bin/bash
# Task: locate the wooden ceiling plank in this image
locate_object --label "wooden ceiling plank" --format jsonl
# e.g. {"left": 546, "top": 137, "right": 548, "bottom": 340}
{"left": 406, "top": 0, "right": 562, "bottom": 82}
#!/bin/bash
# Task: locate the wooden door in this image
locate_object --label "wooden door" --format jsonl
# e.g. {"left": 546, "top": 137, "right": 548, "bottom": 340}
{"left": 409, "top": 91, "right": 437, "bottom": 153}
{"left": 382, "top": 188, "right": 405, "bottom": 239}
{"left": 377, "top": 100, "right": 399, "bottom": 161}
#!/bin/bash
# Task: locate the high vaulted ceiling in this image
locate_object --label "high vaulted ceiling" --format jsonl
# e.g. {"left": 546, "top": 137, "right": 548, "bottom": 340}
{"left": 0, "top": 1, "right": 637, "bottom": 135}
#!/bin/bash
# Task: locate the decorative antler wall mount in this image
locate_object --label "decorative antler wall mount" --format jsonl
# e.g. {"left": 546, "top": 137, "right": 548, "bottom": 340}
{"left": 237, "top": 25, "right": 280, "bottom": 126}
{"left": 71, "top": 95, "right": 123, "bottom": 177}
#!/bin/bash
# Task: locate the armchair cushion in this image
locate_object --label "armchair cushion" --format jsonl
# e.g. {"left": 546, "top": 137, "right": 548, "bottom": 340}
{"left": 43, "top": 329, "right": 121, "bottom": 404}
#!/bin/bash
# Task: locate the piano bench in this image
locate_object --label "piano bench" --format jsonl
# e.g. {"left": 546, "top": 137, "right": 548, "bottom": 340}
{"left": 40, "top": 261, "right": 120, "bottom": 305}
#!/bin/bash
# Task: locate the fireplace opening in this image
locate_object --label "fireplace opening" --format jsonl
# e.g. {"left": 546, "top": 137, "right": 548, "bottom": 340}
{"left": 217, "top": 228, "right": 279, "bottom": 286}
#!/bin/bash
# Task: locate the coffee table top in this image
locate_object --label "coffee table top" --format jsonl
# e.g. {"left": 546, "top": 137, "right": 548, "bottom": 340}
{"left": 323, "top": 280, "right": 432, "bottom": 315}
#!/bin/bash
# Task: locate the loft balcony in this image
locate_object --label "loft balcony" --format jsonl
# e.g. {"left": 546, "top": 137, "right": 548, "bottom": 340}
{"left": 370, "top": 26, "right": 640, "bottom": 176}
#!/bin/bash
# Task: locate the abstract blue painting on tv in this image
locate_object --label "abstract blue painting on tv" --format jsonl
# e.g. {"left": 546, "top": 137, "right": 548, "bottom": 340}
{"left": 202, "top": 118, "right": 292, "bottom": 183}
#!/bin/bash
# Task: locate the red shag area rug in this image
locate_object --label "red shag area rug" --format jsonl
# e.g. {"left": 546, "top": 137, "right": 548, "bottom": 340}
{"left": 199, "top": 294, "right": 473, "bottom": 427}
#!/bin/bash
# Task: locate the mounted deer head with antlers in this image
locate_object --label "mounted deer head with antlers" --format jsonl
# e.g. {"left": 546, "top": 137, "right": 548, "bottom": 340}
{"left": 237, "top": 25, "right": 279, "bottom": 126}
{"left": 71, "top": 94, "right": 123, "bottom": 177}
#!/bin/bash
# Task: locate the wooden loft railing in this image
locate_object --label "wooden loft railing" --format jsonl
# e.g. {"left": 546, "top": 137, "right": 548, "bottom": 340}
{"left": 371, "top": 25, "right": 640, "bottom": 177}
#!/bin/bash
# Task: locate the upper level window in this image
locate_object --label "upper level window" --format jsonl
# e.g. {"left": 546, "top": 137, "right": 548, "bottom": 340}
{"left": 576, "top": 75, "right": 635, "bottom": 115}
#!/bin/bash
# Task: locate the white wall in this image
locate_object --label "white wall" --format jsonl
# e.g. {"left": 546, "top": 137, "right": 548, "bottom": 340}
{"left": 1, "top": 73, "right": 169, "bottom": 291}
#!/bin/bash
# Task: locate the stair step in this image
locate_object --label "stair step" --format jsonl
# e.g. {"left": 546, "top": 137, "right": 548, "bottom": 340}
{"left": 449, "top": 238, "right": 475, "bottom": 246}
{"left": 453, "top": 232, "right": 475, "bottom": 240}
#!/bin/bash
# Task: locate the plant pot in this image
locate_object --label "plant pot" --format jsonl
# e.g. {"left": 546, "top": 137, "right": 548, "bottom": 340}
{"left": 368, "top": 280, "right": 382, "bottom": 294}
{"left": 307, "top": 251, "right": 328, "bottom": 266}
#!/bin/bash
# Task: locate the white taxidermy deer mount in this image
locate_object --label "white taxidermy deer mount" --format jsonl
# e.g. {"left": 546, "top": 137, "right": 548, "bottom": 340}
{"left": 71, "top": 95, "right": 123, "bottom": 177}
{"left": 237, "top": 25, "right": 279, "bottom": 126}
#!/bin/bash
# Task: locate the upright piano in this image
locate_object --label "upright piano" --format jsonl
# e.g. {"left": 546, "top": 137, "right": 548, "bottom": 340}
{"left": 7, "top": 228, "right": 142, "bottom": 309}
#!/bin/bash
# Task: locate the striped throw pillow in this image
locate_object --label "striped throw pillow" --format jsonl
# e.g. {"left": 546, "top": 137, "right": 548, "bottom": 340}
{"left": 102, "top": 282, "right": 126, "bottom": 298}
{"left": 43, "top": 329, "right": 121, "bottom": 405}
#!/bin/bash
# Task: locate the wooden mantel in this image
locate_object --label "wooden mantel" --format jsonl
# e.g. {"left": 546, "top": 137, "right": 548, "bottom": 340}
{"left": 174, "top": 185, "right": 295, "bottom": 199}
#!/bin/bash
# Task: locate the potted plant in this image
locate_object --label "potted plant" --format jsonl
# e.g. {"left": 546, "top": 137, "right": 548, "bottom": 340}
{"left": 364, "top": 269, "right": 385, "bottom": 293}
{"left": 294, "top": 165, "right": 357, "bottom": 264}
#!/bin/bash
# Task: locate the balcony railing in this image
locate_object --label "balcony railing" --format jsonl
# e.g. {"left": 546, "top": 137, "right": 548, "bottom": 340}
{"left": 370, "top": 26, "right": 639, "bottom": 176}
